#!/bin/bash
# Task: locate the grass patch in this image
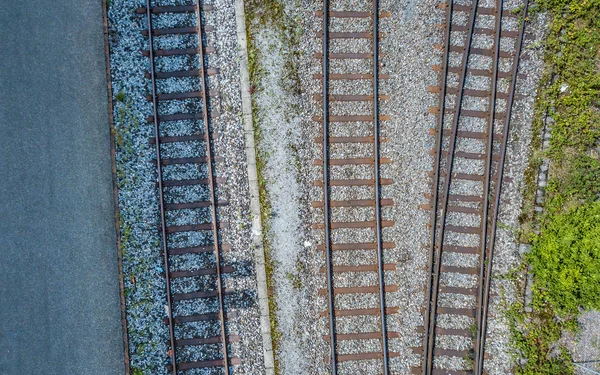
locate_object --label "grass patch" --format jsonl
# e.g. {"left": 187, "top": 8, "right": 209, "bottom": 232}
{"left": 508, "top": 301, "right": 575, "bottom": 374}
{"left": 529, "top": 201, "right": 600, "bottom": 316}
{"left": 512, "top": 0, "right": 600, "bottom": 373}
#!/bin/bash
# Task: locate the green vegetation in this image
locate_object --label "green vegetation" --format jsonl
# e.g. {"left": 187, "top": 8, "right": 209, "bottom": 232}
{"left": 511, "top": 0, "right": 600, "bottom": 373}
{"left": 245, "top": 0, "right": 303, "bottom": 98}
{"left": 511, "top": 203, "right": 600, "bottom": 374}
{"left": 112, "top": 101, "right": 140, "bottom": 187}
{"left": 244, "top": 0, "right": 281, "bottom": 370}
{"left": 508, "top": 301, "right": 575, "bottom": 375}
{"left": 112, "top": 97, "right": 159, "bottom": 371}
{"left": 530, "top": 202, "right": 600, "bottom": 315}
{"left": 115, "top": 90, "right": 126, "bottom": 102}
{"left": 255, "top": 141, "right": 282, "bottom": 373}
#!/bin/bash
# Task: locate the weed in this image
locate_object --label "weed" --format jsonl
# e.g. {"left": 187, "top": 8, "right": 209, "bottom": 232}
{"left": 285, "top": 271, "right": 302, "bottom": 290}
{"left": 468, "top": 323, "right": 477, "bottom": 337}
{"left": 115, "top": 90, "right": 126, "bottom": 102}
{"left": 463, "top": 351, "right": 476, "bottom": 371}
{"left": 528, "top": 201, "right": 600, "bottom": 315}
{"left": 511, "top": 0, "right": 600, "bottom": 373}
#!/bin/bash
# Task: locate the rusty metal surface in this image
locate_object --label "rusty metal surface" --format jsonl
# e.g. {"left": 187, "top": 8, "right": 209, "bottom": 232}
{"left": 318, "top": 1, "right": 395, "bottom": 373}
{"left": 420, "top": 1, "right": 531, "bottom": 374}
{"left": 140, "top": 1, "right": 237, "bottom": 372}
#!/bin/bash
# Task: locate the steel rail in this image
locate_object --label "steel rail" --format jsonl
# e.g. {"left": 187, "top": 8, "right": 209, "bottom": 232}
{"left": 424, "top": 1, "right": 480, "bottom": 373}
{"left": 422, "top": 0, "right": 453, "bottom": 372}
{"left": 372, "top": 1, "right": 390, "bottom": 373}
{"left": 474, "top": 0, "right": 502, "bottom": 371}
{"left": 144, "top": 2, "right": 178, "bottom": 373}
{"left": 193, "top": 4, "right": 231, "bottom": 374}
{"left": 322, "top": 0, "right": 337, "bottom": 373}
{"left": 475, "top": 2, "right": 529, "bottom": 374}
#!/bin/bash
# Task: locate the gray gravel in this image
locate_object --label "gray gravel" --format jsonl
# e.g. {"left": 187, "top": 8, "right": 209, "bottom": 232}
{"left": 250, "top": 0, "right": 548, "bottom": 374}
{"left": 107, "top": 0, "right": 265, "bottom": 373}
{"left": 251, "top": 0, "right": 443, "bottom": 373}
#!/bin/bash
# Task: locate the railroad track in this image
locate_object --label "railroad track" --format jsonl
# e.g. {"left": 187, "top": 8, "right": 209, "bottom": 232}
{"left": 314, "top": 1, "right": 397, "bottom": 374}
{"left": 138, "top": 2, "right": 240, "bottom": 373}
{"left": 415, "top": 1, "right": 530, "bottom": 374}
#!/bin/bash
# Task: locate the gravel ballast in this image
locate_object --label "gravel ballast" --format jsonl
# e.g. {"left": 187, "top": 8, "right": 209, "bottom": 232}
{"left": 106, "top": 0, "right": 266, "bottom": 373}
{"left": 248, "top": 1, "right": 547, "bottom": 374}
{"left": 249, "top": 0, "right": 443, "bottom": 373}
{"left": 107, "top": 0, "right": 554, "bottom": 373}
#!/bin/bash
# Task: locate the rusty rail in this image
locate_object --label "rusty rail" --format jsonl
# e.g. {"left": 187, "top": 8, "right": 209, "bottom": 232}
{"left": 474, "top": 2, "right": 530, "bottom": 374}
{"left": 420, "top": 1, "right": 531, "bottom": 374}
{"left": 140, "top": 2, "right": 238, "bottom": 373}
{"left": 319, "top": 1, "right": 394, "bottom": 373}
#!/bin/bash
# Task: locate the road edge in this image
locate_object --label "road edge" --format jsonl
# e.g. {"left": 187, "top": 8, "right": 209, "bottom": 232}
{"left": 233, "top": 1, "right": 275, "bottom": 373}
{"left": 101, "top": 0, "right": 130, "bottom": 373}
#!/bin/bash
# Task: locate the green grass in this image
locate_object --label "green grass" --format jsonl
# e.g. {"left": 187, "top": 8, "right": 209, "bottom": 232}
{"left": 529, "top": 201, "right": 600, "bottom": 315}
{"left": 511, "top": 0, "right": 600, "bottom": 373}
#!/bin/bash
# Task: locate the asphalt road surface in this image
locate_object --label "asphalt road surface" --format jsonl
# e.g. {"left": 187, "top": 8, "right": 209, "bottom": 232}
{"left": 0, "top": 1, "right": 125, "bottom": 374}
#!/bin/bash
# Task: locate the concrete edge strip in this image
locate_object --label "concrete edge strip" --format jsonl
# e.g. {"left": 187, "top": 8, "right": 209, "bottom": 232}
{"left": 101, "top": 1, "right": 131, "bottom": 373}
{"left": 233, "top": 1, "right": 275, "bottom": 374}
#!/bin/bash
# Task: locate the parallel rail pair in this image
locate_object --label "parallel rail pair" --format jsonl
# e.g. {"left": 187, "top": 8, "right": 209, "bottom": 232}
{"left": 418, "top": 1, "right": 530, "bottom": 374}
{"left": 139, "top": 2, "right": 238, "bottom": 374}
{"left": 317, "top": 1, "right": 395, "bottom": 374}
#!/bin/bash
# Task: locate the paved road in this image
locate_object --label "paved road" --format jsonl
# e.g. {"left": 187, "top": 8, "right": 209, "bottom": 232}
{"left": 0, "top": 1, "right": 125, "bottom": 374}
